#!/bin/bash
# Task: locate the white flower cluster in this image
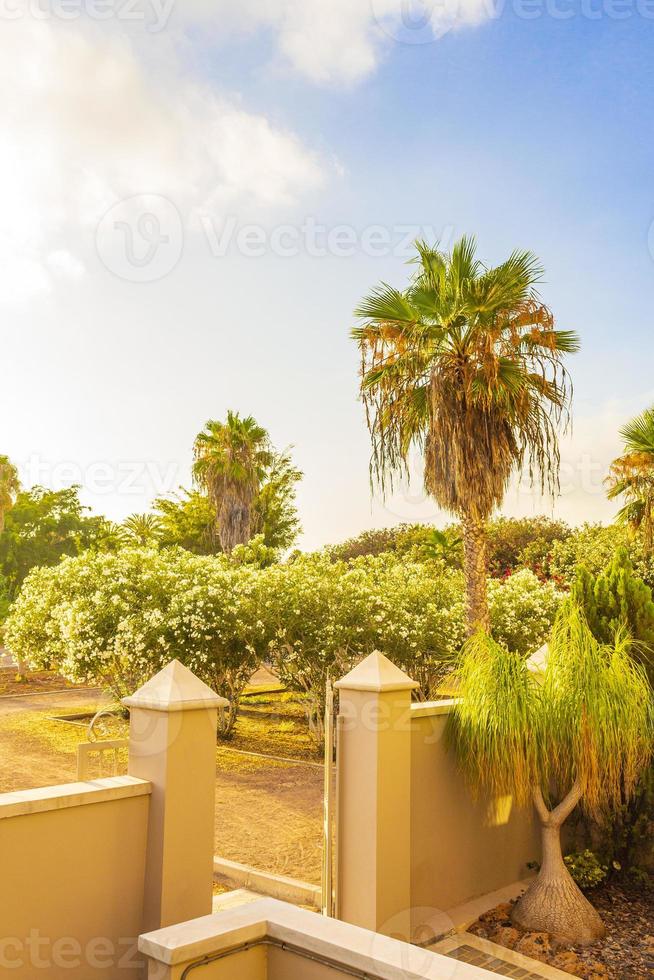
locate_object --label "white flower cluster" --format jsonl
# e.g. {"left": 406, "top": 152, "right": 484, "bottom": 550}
{"left": 5, "top": 549, "right": 563, "bottom": 729}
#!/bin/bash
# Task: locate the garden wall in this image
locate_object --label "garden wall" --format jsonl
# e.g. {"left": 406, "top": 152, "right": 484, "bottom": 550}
{"left": 335, "top": 652, "right": 540, "bottom": 940}
{"left": 410, "top": 702, "right": 539, "bottom": 914}
{"left": 0, "top": 659, "right": 226, "bottom": 979}
{"left": 0, "top": 776, "right": 150, "bottom": 980}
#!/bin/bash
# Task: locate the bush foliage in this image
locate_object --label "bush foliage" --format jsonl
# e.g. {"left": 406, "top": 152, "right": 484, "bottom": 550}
{"left": 5, "top": 548, "right": 562, "bottom": 737}
{"left": 4, "top": 549, "right": 268, "bottom": 735}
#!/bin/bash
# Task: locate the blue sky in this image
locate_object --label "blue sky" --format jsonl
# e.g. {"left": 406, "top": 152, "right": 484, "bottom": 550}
{"left": 1, "top": 4, "right": 653, "bottom": 547}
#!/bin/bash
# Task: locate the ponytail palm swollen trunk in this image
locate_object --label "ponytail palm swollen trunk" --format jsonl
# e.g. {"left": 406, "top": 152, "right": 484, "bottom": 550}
{"left": 353, "top": 238, "right": 578, "bottom": 632}
{"left": 449, "top": 604, "right": 653, "bottom": 943}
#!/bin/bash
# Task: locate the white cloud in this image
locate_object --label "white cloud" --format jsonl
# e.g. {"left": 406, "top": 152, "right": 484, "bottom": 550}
{"left": 0, "top": 19, "right": 324, "bottom": 304}
{"left": 46, "top": 249, "right": 87, "bottom": 281}
{"left": 178, "top": 0, "right": 493, "bottom": 85}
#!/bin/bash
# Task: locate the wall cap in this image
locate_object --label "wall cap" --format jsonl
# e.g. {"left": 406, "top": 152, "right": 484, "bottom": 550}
{"left": 138, "top": 898, "right": 493, "bottom": 977}
{"left": 335, "top": 651, "right": 419, "bottom": 693}
{"left": 0, "top": 775, "right": 151, "bottom": 820}
{"left": 122, "top": 659, "right": 229, "bottom": 712}
{"left": 213, "top": 856, "right": 321, "bottom": 907}
{"left": 410, "top": 699, "right": 458, "bottom": 719}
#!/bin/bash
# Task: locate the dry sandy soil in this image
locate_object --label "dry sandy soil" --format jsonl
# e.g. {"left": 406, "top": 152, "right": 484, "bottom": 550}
{"left": 0, "top": 672, "right": 324, "bottom": 884}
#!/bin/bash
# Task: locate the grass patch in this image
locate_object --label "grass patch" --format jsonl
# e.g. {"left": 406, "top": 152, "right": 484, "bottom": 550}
{"left": 0, "top": 702, "right": 111, "bottom": 756}
{"left": 227, "top": 696, "right": 316, "bottom": 761}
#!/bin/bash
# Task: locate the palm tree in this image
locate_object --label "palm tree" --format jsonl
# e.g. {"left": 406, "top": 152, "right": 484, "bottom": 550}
{"left": 449, "top": 604, "right": 653, "bottom": 943}
{"left": 121, "top": 513, "right": 162, "bottom": 546}
{"left": 0, "top": 455, "right": 20, "bottom": 533}
{"left": 193, "top": 412, "right": 273, "bottom": 554}
{"left": 353, "top": 237, "right": 578, "bottom": 632}
{"left": 606, "top": 406, "right": 654, "bottom": 554}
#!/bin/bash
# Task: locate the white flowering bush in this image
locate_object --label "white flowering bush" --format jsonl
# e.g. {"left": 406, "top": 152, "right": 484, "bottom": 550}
{"left": 5, "top": 548, "right": 269, "bottom": 735}
{"left": 262, "top": 553, "right": 467, "bottom": 736}
{"left": 6, "top": 547, "right": 563, "bottom": 742}
{"left": 488, "top": 568, "right": 564, "bottom": 654}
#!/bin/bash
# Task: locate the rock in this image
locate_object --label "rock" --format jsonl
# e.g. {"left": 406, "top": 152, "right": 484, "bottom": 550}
{"left": 581, "top": 962, "right": 609, "bottom": 980}
{"left": 490, "top": 926, "right": 521, "bottom": 949}
{"left": 515, "top": 932, "right": 553, "bottom": 962}
{"left": 551, "top": 950, "right": 587, "bottom": 976}
{"left": 480, "top": 902, "right": 513, "bottom": 926}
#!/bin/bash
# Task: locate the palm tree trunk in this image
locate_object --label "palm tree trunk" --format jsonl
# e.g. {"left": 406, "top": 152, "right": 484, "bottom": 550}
{"left": 219, "top": 497, "right": 251, "bottom": 554}
{"left": 512, "top": 784, "right": 606, "bottom": 944}
{"left": 461, "top": 515, "right": 490, "bottom": 634}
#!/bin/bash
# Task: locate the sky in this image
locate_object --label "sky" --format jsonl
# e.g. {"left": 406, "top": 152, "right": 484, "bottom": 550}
{"left": 2, "top": 1, "right": 654, "bottom": 549}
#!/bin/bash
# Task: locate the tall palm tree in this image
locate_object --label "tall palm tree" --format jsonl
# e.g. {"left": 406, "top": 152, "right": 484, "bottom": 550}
{"left": 606, "top": 406, "right": 654, "bottom": 554}
{"left": 0, "top": 455, "right": 20, "bottom": 533}
{"left": 193, "top": 412, "right": 273, "bottom": 554}
{"left": 121, "top": 513, "right": 162, "bottom": 546}
{"left": 352, "top": 237, "right": 579, "bottom": 632}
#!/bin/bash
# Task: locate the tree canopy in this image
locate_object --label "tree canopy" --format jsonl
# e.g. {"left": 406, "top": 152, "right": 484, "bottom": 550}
{"left": 0, "top": 486, "right": 108, "bottom": 602}
{"left": 353, "top": 236, "right": 578, "bottom": 631}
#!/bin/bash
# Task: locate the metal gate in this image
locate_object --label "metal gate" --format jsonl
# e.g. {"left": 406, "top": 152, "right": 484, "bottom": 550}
{"left": 321, "top": 680, "right": 337, "bottom": 917}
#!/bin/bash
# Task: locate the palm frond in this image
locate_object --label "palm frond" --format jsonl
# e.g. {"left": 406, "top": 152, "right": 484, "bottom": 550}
{"left": 353, "top": 284, "right": 419, "bottom": 325}
{"left": 353, "top": 236, "right": 578, "bottom": 519}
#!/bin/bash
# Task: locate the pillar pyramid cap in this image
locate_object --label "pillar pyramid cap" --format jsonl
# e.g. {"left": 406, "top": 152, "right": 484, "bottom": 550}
{"left": 526, "top": 642, "right": 549, "bottom": 679}
{"left": 122, "top": 659, "right": 229, "bottom": 713}
{"left": 335, "top": 651, "right": 419, "bottom": 693}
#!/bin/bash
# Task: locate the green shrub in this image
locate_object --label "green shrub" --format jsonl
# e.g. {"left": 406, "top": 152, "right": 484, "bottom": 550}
{"left": 486, "top": 516, "right": 571, "bottom": 578}
{"left": 563, "top": 850, "right": 608, "bottom": 891}
{"left": 570, "top": 547, "right": 654, "bottom": 683}
{"left": 550, "top": 523, "right": 654, "bottom": 589}
{"left": 326, "top": 523, "right": 461, "bottom": 564}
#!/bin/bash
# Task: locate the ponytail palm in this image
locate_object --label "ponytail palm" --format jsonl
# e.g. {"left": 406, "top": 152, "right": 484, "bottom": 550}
{"left": 450, "top": 604, "right": 653, "bottom": 943}
{"left": 606, "top": 406, "right": 654, "bottom": 554}
{"left": 193, "top": 412, "right": 273, "bottom": 554}
{"left": 352, "top": 238, "right": 578, "bottom": 631}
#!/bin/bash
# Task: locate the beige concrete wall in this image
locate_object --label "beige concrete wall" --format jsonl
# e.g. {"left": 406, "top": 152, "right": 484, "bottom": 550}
{"left": 410, "top": 708, "right": 540, "bottom": 914}
{"left": 146, "top": 946, "right": 266, "bottom": 980}
{"left": 0, "top": 779, "right": 150, "bottom": 980}
{"left": 268, "top": 946, "right": 347, "bottom": 978}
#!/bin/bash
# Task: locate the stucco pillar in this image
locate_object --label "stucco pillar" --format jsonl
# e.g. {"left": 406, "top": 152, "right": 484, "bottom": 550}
{"left": 123, "top": 660, "right": 228, "bottom": 933}
{"left": 335, "top": 651, "right": 418, "bottom": 938}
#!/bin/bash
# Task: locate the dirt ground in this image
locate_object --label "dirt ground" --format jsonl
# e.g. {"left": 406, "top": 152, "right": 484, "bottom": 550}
{"left": 0, "top": 673, "right": 324, "bottom": 885}
{"left": 0, "top": 667, "right": 79, "bottom": 697}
